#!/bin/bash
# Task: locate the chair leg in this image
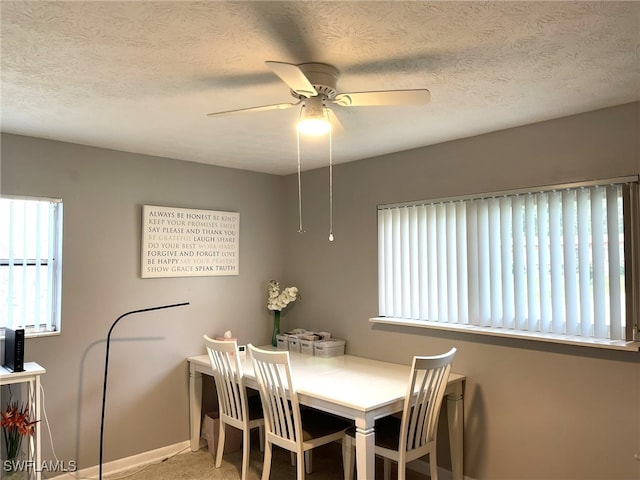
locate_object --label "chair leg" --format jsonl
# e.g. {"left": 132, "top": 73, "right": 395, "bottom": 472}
{"left": 259, "top": 425, "right": 265, "bottom": 452}
{"left": 342, "top": 437, "right": 354, "bottom": 480}
{"left": 261, "top": 442, "right": 273, "bottom": 480}
{"left": 398, "top": 459, "right": 406, "bottom": 480}
{"left": 305, "top": 450, "right": 313, "bottom": 474}
{"left": 296, "top": 451, "right": 305, "bottom": 480}
{"left": 291, "top": 450, "right": 313, "bottom": 473}
{"left": 241, "top": 430, "right": 251, "bottom": 480}
{"left": 215, "top": 421, "right": 226, "bottom": 468}
{"left": 429, "top": 449, "right": 438, "bottom": 480}
{"left": 383, "top": 458, "right": 391, "bottom": 480}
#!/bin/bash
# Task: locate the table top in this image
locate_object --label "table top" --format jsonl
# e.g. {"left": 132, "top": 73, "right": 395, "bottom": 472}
{"left": 189, "top": 347, "right": 464, "bottom": 414}
{"left": 0, "top": 362, "right": 46, "bottom": 383}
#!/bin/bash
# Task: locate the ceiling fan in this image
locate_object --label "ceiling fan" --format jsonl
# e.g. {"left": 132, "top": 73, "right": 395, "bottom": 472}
{"left": 207, "top": 61, "right": 430, "bottom": 241}
{"left": 206, "top": 61, "right": 431, "bottom": 134}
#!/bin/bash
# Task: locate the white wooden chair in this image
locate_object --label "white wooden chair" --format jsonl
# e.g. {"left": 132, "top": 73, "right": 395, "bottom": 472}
{"left": 203, "top": 335, "right": 265, "bottom": 480}
{"left": 345, "top": 348, "right": 457, "bottom": 480}
{"left": 248, "top": 344, "right": 352, "bottom": 480}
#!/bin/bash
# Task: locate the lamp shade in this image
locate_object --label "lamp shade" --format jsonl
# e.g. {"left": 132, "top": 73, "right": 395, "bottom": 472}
{"left": 297, "top": 96, "right": 331, "bottom": 136}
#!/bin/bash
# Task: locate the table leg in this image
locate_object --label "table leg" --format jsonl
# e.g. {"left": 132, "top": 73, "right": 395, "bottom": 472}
{"left": 34, "top": 376, "right": 42, "bottom": 480}
{"left": 354, "top": 417, "right": 375, "bottom": 480}
{"left": 189, "top": 366, "right": 203, "bottom": 452}
{"left": 447, "top": 383, "right": 464, "bottom": 480}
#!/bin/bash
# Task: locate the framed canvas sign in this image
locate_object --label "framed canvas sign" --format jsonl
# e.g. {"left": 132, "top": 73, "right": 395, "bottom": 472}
{"left": 141, "top": 205, "right": 239, "bottom": 278}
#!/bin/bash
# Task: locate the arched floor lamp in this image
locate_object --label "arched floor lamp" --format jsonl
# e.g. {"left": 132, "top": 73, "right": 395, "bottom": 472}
{"left": 99, "top": 302, "right": 189, "bottom": 480}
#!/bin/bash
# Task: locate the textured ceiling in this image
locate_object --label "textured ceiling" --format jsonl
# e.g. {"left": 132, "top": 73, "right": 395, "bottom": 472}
{"left": 1, "top": 1, "right": 639, "bottom": 175}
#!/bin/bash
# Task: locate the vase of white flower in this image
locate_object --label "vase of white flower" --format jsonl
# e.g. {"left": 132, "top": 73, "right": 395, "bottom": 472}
{"left": 267, "top": 280, "right": 299, "bottom": 346}
{"left": 271, "top": 310, "right": 281, "bottom": 346}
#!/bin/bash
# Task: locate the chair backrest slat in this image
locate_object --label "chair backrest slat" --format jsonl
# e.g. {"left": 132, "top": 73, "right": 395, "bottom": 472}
{"left": 400, "top": 348, "right": 456, "bottom": 453}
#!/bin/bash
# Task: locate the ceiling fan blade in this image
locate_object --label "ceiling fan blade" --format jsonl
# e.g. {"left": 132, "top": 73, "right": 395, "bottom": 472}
{"left": 207, "top": 101, "right": 300, "bottom": 117}
{"left": 332, "top": 89, "right": 431, "bottom": 107}
{"left": 250, "top": 3, "right": 318, "bottom": 61}
{"left": 265, "top": 61, "right": 318, "bottom": 98}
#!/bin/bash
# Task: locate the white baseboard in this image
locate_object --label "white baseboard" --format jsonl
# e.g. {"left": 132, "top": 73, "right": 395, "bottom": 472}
{"left": 51, "top": 440, "right": 193, "bottom": 479}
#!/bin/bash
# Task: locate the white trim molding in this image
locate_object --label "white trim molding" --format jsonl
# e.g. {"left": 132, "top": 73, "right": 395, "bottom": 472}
{"left": 51, "top": 441, "right": 192, "bottom": 479}
{"left": 371, "top": 317, "right": 640, "bottom": 352}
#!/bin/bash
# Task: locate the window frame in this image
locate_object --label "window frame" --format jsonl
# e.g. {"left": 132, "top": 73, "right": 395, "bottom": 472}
{"left": 372, "top": 176, "right": 640, "bottom": 351}
{"left": 0, "top": 194, "right": 63, "bottom": 338}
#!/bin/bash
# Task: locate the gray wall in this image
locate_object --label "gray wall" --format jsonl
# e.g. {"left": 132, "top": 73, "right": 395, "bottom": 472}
{"left": 283, "top": 102, "right": 640, "bottom": 479}
{"left": 1, "top": 134, "right": 286, "bottom": 467}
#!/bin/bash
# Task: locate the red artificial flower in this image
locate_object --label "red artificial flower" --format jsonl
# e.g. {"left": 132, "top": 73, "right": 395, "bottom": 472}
{"left": 1, "top": 401, "right": 38, "bottom": 460}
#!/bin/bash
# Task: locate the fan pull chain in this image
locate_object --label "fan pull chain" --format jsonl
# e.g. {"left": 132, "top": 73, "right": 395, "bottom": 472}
{"left": 296, "top": 128, "right": 305, "bottom": 233}
{"left": 328, "top": 123, "right": 334, "bottom": 242}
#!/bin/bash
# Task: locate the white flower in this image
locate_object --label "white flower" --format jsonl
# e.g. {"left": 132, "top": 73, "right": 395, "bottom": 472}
{"left": 267, "top": 279, "right": 300, "bottom": 312}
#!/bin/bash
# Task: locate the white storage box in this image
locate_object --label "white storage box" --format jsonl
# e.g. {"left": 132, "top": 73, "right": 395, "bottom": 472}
{"left": 276, "top": 334, "right": 289, "bottom": 350}
{"left": 314, "top": 339, "right": 346, "bottom": 357}
{"left": 288, "top": 336, "right": 302, "bottom": 352}
{"left": 299, "top": 338, "right": 316, "bottom": 355}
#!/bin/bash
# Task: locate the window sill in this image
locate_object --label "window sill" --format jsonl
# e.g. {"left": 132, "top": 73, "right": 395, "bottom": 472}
{"left": 24, "top": 330, "right": 60, "bottom": 339}
{"left": 0, "top": 329, "right": 60, "bottom": 340}
{"left": 369, "top": 317, "right": 640, "bottom": 352}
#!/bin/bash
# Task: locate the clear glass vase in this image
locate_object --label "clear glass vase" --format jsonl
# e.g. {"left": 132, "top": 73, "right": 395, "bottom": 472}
{"left": 271, "top": 310, "right": 281, "bottom": 347}
{"left": 3, "top": 449, "right": 28, "bottom": 479}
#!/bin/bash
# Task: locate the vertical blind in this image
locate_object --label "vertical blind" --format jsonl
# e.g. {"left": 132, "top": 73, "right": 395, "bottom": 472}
{"left": 378, "top": 179, "right": 635, "bottom": 342}
{"left": 0, "top": 197, "right": 63, "bottom": 332}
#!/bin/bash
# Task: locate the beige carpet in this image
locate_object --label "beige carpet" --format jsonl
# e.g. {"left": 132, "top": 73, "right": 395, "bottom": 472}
{"left": 113, "top": 435, "right": 426, "bottom": 480}
{"left": 114, "top": 441, "right": 346, "bottom": 480}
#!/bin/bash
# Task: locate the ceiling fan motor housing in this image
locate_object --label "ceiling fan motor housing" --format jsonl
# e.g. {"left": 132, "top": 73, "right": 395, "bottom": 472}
{"left": 291, "top": 63, "right": 339, "bottom": 100}
{"left": 302, "top": 95, "right": 325, "bottom": 117}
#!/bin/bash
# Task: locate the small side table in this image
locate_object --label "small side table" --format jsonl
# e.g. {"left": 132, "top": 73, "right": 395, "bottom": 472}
{"left": 1, "top": 362, "right": 46, "bottom": 480}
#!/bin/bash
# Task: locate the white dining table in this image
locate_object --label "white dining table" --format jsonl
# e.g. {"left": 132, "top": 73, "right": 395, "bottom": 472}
{"left": 188, "top": 347, "right": 465, "bottom": 480}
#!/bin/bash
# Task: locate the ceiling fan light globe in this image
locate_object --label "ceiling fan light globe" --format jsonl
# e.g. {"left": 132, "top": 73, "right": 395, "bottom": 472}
{"left": 297, "top": 117, "right": 331, "bottom": 136}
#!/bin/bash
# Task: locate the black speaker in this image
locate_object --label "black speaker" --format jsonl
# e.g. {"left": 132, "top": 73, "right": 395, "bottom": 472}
{"left": 3, "top": 327, "right": 25, "bottom": 372}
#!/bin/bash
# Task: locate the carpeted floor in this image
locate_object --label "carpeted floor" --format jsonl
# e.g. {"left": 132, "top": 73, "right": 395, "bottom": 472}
{"left": 112, "top": 434, "right": 427, "bottom": 480}
{"left": 113, "top": 441, "right": 347, "bottom": 480}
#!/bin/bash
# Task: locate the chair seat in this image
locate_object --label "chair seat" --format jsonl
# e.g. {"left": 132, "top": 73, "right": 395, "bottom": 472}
{"left": 301, "top": 407, "right": 353, "bottom": 442}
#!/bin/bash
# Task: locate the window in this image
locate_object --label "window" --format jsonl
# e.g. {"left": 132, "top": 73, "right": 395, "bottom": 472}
{"left": 1, "top": 196, "right": 63, "bottom": 335}
{"left": 376, "top": 177, "right": 639, "bottom": 349}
